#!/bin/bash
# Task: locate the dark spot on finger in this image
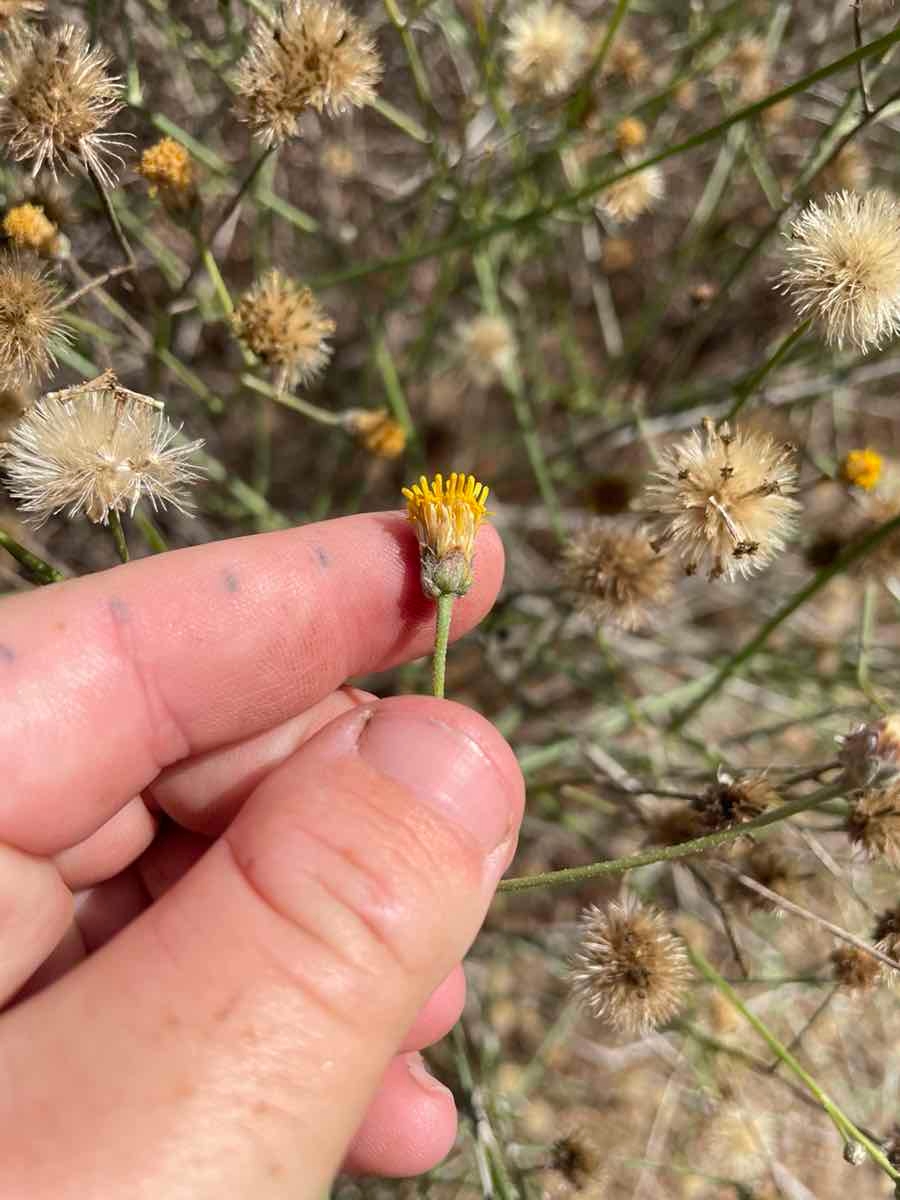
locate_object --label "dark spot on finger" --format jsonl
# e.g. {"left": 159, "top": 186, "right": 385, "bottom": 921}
{"left": 223, "top": 569, "right": 240, "bottom": 593}
{"left": 315, "top": 544, "right": 330, "bottom": 568}
{"left": 0, "top": 644, "right": 14, "bottom": 664}
{"left": 109, "top": 597, "right": 129, "bottom": 624}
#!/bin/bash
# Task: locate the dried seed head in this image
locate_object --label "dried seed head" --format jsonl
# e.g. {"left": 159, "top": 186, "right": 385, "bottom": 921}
{"left": 726, "top": 844, "right": 803, "bottom": 915}
{"left": 2, "top": 202, "right": 57, "bottom": 254}
{"left": 837, "top": 713, "right": 900, "bottom": 787}
{"left": 614, "top": 116, "right": 647, "bottom": 153}
{"left": 3, "top": 375, "right": 204, "bottom": 526}
{"left": 602, "top": 35, "right": 649, "bottom": 85}
{"left": 696, "top": 769, "right": 779, "bottom": 833}
{"left": 570, "top": 897, "right": 691, "bottom": 1035}
{"left": 0, "top": 0, "right": 44, "bottom": 29}
{"left": 0, "top": 253, "right": 69, "bottom": 386}
{"left": 596, "top": 160, "right": 664, "bottom": 224}
{"left": 715, "top": 36, "right": 769, "bottom": 101}
{"left": 139, "top": 137, "right": 196, "bottom": 214}
{"left": 840, "top": 447, "right": 883, "bottom": 491}
{"left": 640, "top": 419, "right": 801, "bottom": 581}
{"left": 549, "top": 1129, "right": 603, "bottom": 1189}
{"left": 779, "top": 190, "right": 900, "bottom": 354}
{"left": 232, "top": 270, "right": 335, "bottom": 384}
{"left": 847, "top": 781, "right": 900, "bottom": 866}
{"left": 234, "top": 0, "right": 381, "bottom": 147}
{"left": 343, "top": 407, "right": 406, "bottom": 459}
{"left": 561, "top": 521, "right": 673, "bottom": 630}
{"left": 831, "top": 944, "right": 881, "bottom": 992}
{"left": 504, "top": 1, "right": 587, "bottom": 99}
{"left": 0, "top": 24, "right": 127, "bottom": 186}
{"left": 402, "top": 472, "right": 490, "bottom": 598}
{"left": 457, "top": 313, "right": 516, "bottom": 386}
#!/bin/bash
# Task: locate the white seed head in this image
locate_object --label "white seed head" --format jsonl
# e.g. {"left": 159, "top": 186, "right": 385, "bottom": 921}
{"left": 3, "top": 386, "right": 204, "bottom": 525}
{"left": 640, "top": 419, "right": 801, "bottom": 581}
{"left": 596, "top": 161, "right": 665, "bottom": 224}
{"left": 779, "top": 190, "right": 900, "bottom": 354}
{"left": 504, "top": 1, "right": 587, "bottom": 98}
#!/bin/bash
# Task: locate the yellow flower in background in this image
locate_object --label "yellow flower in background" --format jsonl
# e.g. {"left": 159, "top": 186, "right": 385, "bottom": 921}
{"left": 403, "top": 472, "right": 490, "bottom": 598}
{"left": 3, "top": 203, "right": 57, "bottom": 254}
{"left": 841, "top": 447, "right": 883, "bottom": 491}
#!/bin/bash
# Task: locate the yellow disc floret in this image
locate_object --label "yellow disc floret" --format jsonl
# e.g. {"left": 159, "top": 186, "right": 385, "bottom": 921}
{"left": 3, "top": 203, "right": 57, "bottom": 253}
{"left": 841, "top": 447, "right": 883, "bottom": 492}
{"left": 139, "top": 137, "right": 196, "bottom": 212}
{"left": 402, "top": 472, "right": 490, "bottom": 597}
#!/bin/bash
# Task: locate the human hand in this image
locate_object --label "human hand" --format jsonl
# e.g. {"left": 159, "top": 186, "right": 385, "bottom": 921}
{"left": 0, "top": 512, "right": 524, "bottom": 1198}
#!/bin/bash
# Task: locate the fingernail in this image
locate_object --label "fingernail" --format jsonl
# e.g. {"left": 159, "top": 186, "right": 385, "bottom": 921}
{"left": 406, "top": 1052, "right": 453, "bottom": 1097}
{"left": 358, "top": 711, "right": 513, "bottom": 854}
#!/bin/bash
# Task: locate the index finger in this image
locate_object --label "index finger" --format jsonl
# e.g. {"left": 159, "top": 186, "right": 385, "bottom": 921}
{"left": 0, "top": 513, "right": 504, "bottom": 854}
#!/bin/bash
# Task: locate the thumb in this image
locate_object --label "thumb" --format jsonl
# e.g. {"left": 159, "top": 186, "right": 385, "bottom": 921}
{"left": 0, "top": 696, "right": 524, "bottom": 1200}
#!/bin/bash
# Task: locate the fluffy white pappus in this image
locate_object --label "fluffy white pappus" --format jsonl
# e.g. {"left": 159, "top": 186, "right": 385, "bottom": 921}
{"left": 779, "top": 190, "right": 900, "bottom": 354}
{"left": 3, "top": 388, "right": 204, "bottom": 526}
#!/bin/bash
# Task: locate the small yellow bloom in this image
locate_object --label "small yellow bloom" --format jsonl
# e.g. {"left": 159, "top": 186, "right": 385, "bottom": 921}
{"left": 402, "top": 472, "right": 490, "bottom": 598}
{"left": 841, "top": 448, "right": 883, "bottom": 491}
{"left": 614, "top": 116, "right": 646, "bottom": 153}
{"left": 345, "top": 408, "right": 406, "bottom": 459}
{"left": 3, "top": 203, "right": 57, "bottom": 254}
{"left": 139, "top": 137, "right": 196, "bottom": 212}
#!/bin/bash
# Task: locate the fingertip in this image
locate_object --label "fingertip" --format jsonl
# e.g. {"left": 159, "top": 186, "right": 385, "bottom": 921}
{"left": 401, "top": 965, "right": 466, "bottom": 1051}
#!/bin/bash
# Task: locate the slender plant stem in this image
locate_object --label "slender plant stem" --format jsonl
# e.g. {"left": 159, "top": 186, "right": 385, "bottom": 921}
{"left": 108, "top": 510, "right": 130, "bottom": 564}
{"left": 431, "top": 593, "right": 455, "bottom": 698}
{"left": 720, "top": 319, "right": 812, "bottom": 425}
{"left": 852, "top": 3, "right": 871, "bottom": 115}
{"left": 308, "top": 27, "right": 900, "bottom": 290}
{"left": 0, "top": 529, "right": 64, "bottom": 585}
{"left": 241, "top": 372, "right": 344, "bottom": 425}
{"left": 671, "top": 510, "right": 900, "bottom": 731}
{"left": 198, "top": 240, "right": 235, "bottom": 317}
{"left": 687, "top": 943, "right": 900, "bottom": 1183}
{"left": 86, "top": 160, "right": 136, "bottom": 267}
{"left": 60, "top": 264, "right": 136, "bottom": 310}
{"left": 567, "top": 0, "right": 634, "bottom": 127}
{"left": 497, "top": 782, "right": 845, "bottom": 893}
{"left": 134, "top": 511, "right": 169, "bottom": 554}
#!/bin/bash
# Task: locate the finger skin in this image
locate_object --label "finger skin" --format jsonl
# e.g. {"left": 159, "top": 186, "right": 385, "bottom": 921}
{"left": 342, "top": 1053, "right": 458, "bottom": 1178}
{"left": 0, "top": 514, "right": 502, "bottom": 856}
{"left": 0, "top": 847, "right": 72, "bottom": 1006}
{"left": 0, "top": 697, "right": 523, "bottom": 1199}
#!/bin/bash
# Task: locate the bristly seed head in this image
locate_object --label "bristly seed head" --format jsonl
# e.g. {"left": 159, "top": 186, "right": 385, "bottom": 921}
{"left": 561, "top": 521, "right": 673, "bottom": 631}
{"left": 847, "top": 780, "right": 900, "bottom": 867}
{"left": 831, "top": 944, "right": 881, "bottom": 992}
{"left": 234, "top": 0, "right": 382, "bottom": 147}
{"left": 570, "top": 896, "right": 691, "bottom": 1035}
{"left": 0, "top": 0, "right": 44, "bottom": 30}
{"left": 596, "top": 160, "right": 665, "bottom": 224}
{"left": 837, "top": 713, "right": 900, "bottom": 788}
{"left": 779, "top": 190, "right": 900, "bottom": 354}
{"left": 0, "top": 253, "right": 70, "bottom": 386}
{"left": 640, "top": 418, "right": 801, "bottom": 581}
{"left": 503, "top": 1, "right": 588, "bottom": 99}
{"left": 457, "top": 313, "right": 516, "bottom": 387}
{"left": 232, "top": 270, "right": 335, "bottom": 385}
{"left": 2, "top": 373, "right": 204, "bottom": 526}
{"left": 0, "top": 24, "right": 128, "bottom": 186}
{"left": 696, "top": 768, "right": 779, "bottom": 833}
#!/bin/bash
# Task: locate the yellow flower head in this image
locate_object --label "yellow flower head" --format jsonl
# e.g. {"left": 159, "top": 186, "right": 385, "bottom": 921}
{"left": 841, "top": 447, "right": 883, "bottom": 492}
{"left": 3, "top": 203, "right": 57, "bottom": 254}
{"left": 402, "top": 472, "right": 490, "bottom": 598}
{"left": 139, "top": 137, "right": 196, "bottom": 212}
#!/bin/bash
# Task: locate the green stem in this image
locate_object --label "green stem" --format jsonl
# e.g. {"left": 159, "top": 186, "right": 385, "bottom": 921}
{"left": 671, "top": 510, "right": 900, "bottom": 731}
{"left": 568, "top": 0, "right": 634, "bottom": 126}
{"left": 198, "top": 240, "right": 235, "bottom": 317}
{"left": 134, "top": 511, "right": 169, "bottom": 554}
{"left": 687, "top": 943, "right": 900, "bottom": 1183}
{"left": 720, "top": 319, "right": 812, "bottom": 425}
{"left": 0, "top": 529, "right": 64, "bottom": 584}
{"left": 108, "top": 510, "right": 130, "bottom": 564}
{"left": 86, "top": 159, "right": 136, "bottom": 267}
{"left": 241, "top": 372, "right": 343, "bottom": 425}
{"left": 497, "top": 782, "right": 844, "bottom": 893}
{"left": 431, "top": 593, "right": 455, "bottom": 699}
{"left": 308, "top": 27, "right": 900, "bottom": 290}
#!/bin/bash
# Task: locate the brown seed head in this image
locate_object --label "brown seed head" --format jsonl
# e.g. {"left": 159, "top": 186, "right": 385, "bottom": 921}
{"left": 570, "top": 897, "right": 691, "bottom": 1035}
{"left": 696, "top": 769, "right": 779, "bottom": 833}
{"left": 602, "top": 35, "right": 649, "bottom": 85}
{"left": 847, "top": 781, "right": 900, "bottom": 866}
{"left": 596, "top": 160, "right": 664, "bottom": 224}
{"left": 838, "top": 713, "right": 900, "bottom": 787}
{"left": 561, "top": 521, "right": 673, "bottom": 631}
{"left": 2, "top": 202, "right": 57, "bottom": 254}
{"left": 640, "top": 418, "right": 801, "bottom": 581}
{"left": 727, "top": 844, "right": 804, "bottom": 915}
{"left": 139, "top": 137, "right": 196, "bottom": 213}
{"left": 779, "top": 190, "right": 900, "bottom": 354}
{"left": 232, "top": 270, "right": 335, "bottom": 384}
{"left": 0, "top": 253, "right": 69, "bottom": 386}
{"left": 614, "top": 116, "right": 647, "bottom": 153}
{"left": 831, "top": 944, "right": 881, "bottom": 992}
{"left": 549, "top": 1128, "right": 603, "bottom": 1189}
{"left": 343, "top": 407, "right": 406, "bottom": 459}
{"left": 234, "top": 0, "right": 381, "bottom": 147}
{"left": 715, "top": 36, "right": 769, "bottom": 101}
{"left": 504, "top": 1, "right": 587, "bottom": 99}
{"left": 0, "top": 24, "right": 127, "bottom": 185}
